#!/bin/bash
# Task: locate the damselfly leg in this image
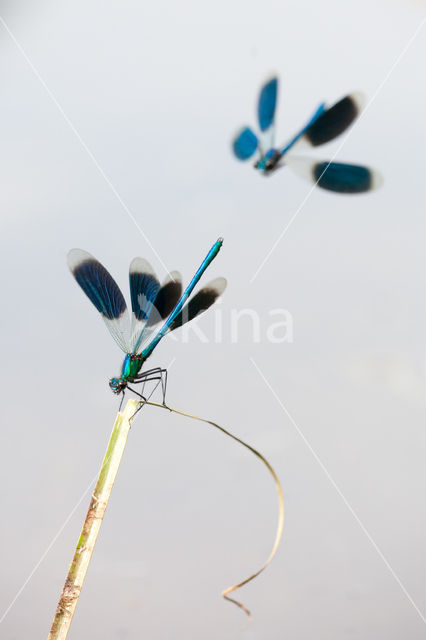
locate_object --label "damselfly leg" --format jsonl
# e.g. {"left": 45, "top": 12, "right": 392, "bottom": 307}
{"left": 118, "top": 392, "right": 125, "bottom": 413}
{"left": 133, "top": 367, "right": 168, "bottom": 405}
{"left": 125, "top": 368, "right": 169, "bottom": 420}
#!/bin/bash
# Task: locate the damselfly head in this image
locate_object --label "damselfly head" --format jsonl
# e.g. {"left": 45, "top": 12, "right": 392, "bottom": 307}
{"left": 109, "top": 377, "right": 127, "bottom": 394}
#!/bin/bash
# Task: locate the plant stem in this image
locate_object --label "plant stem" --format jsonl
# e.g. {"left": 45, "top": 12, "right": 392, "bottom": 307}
{"left": 48, "top": 398, "right": 139, "bottom": 640}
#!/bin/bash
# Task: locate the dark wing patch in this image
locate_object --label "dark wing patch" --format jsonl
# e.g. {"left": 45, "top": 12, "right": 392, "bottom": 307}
{"left": 314, "top": 162, "right": 374, "bottom": 193}
{"left": 129, "top": 257, "right": 161, "bottom": 353}
{"left": 232, "top": 127, "right": 259, "bottom": 160}
{"left": 170, "top": 278, "right": 226, "bottom": 330}
{"left": 130, "top": 271, "right": 160, "bottom": 321}
{"left": 67, "top": 248, "right": 130, "bottom": 352}
{"left": 258, "top": 76, "right": 278, "bottom": 132}
{"left": 286, "top": 155, "right": 382, "bottom": 194}
{"left": 147, "top": 273, "right": 182, "bottom": 327}
{"left": 70, "top": 253, "right": 126, "bottom": 320}
{"left": 304, "top": 93, "right": 363, "bottom": 147}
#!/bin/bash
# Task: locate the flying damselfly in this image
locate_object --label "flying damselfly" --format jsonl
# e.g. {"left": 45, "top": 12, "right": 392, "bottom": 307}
{"left": 232, "top": 76, "right": 382, "bottom": 193}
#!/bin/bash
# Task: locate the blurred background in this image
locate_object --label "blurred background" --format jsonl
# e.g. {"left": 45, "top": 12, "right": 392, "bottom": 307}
{"left": 1, "top": 0, "right": 426, "bottom": 638}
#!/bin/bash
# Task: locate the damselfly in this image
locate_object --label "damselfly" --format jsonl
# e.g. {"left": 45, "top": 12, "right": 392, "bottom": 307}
{"left": 232, "top": 76, "right": 382, "bottom": 193}
{"left": 68, "top": 238, "right": 226, "bottom": 401}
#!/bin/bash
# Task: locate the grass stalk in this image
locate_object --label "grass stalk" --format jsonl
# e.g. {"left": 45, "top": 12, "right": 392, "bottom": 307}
{"left": 48, "top": 398, "right": 139, "bottom": 640}
{"left": 144, "top": 400, "right": 284, "bottom": 616}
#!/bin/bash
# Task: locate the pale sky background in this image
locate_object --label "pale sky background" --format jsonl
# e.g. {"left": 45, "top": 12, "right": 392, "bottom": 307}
{"left": 1, "top": 1, "right": 426, "bottom": 638}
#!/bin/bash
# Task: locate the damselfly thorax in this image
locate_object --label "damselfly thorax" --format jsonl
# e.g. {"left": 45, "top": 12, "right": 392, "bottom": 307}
{"left": 109, "top": 353, "right": 144, "bottom": 394}
{"left": 254, "top": 149, "right": 282, "bottom": 174}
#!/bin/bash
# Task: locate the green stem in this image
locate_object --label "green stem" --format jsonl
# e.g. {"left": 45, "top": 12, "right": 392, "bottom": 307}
{"left": 48, "top": 398, "right": 139, "bottom": 640}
